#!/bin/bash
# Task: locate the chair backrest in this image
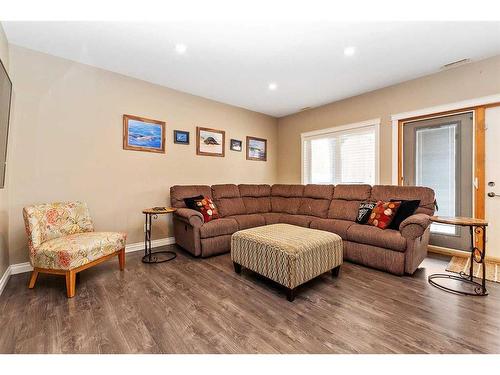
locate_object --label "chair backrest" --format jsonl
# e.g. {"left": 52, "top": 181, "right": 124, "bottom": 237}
{"left": 23, "top": 201, "right": 94, "bottom": 251}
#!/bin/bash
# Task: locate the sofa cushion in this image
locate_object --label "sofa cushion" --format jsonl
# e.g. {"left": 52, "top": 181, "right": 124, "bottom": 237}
{"left": 333, "top": 184, "right": 372, "bottom": 200}
{"left": 261, "top": 212, "right": 282, "bottom": 225}
{"left": 279, "top": 214, "right": 315, "bottom": 228}
{"left": 370, "top": 185, "right": 435, "bottom": 216}
{"left": 328, "top": 199, "right": 363, "bottom": 221}
{"left": 271, "top": 184, "right": 304, "bottom": 214}
{"left": 310, "top": 218, "right": 354, "bottom": 240}
{"left": 212, "top": 184, "right": 246, "bottom": 217}
{"left": 297, "top": 184, "right": 333, "bottom": 218}
{"left": 328, "top": 184, "right": 372, "bottom": 221}
{"left": 228, "top": 214, "right": 266, "bottom": 230}
{"left": 271, "top": 184, "right": 304, "bottom": 197}
{"left": 347, "top": 223, "right": 407, "bottom": 252}
{"left": 199, "top": 218, "right": 238, "bottom": 239}
{"left": 239, "top": 184, "right": 271, "bottom": 214}
{"left": 238, "top": 184, "right": 271, "bottom": 197}
{"left": 170, "top": 185, "right": 212, "bottom": 208}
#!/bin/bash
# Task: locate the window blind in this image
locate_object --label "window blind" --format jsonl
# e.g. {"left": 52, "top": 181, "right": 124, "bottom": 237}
{"left": 303, "top": 125, "right": 376, "bottom": 185}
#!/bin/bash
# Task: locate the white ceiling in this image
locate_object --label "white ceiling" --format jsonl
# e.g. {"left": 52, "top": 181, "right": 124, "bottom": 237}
{"left": 3, "top": 21, "right": 500, "bottom": 117}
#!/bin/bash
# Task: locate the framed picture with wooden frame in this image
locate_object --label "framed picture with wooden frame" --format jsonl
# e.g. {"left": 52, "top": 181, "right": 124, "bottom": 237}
{"left": 123, "top": 114, "right": 166, "bottom": 153}
{"left": 246, "top": 136, "right": 267, "bottom": 161}
{"left": 196, "top": 126, "right": 225, "bottom": 157}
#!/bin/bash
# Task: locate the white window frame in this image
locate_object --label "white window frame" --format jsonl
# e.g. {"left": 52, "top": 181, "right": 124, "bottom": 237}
{"left": 300, "top": 118, "right": 381, "bottom": 185}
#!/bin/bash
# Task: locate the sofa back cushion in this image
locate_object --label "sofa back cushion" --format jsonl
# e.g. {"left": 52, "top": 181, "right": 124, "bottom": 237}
{"left": 271, "top": 184, "right": 304, "bottom": 214}
{"left": 238, "top": 184, "right": 271, "bottom": 214}
{"left": 170, "top": 185, "right": 212, "bottom": 208}
{"left": 370, "top": 185, "right": 436, "bottom": 215}
{"left": 297, "top": 184, "right": 334, "bottom": 218}
{"left": 328, "top": 184, "right": 372, "bottom": 221}
{"left": 211, "top": 184, "right": 246, "bottom": 217}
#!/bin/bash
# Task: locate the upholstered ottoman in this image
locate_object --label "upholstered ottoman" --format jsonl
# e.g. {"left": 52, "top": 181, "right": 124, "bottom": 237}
{"left": 231, "top": 223, "right": 343, "bottom": 301}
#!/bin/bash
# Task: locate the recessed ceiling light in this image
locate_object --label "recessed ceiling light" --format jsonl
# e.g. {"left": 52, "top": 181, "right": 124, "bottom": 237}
{"left": 344, "top": 46, "right": 356, "bottom": 56}
{"left": 268, "top": 82, "right": 278, "bottom": 91}
{"left": 175, "top": 43, "right": 187, "bottom": 54}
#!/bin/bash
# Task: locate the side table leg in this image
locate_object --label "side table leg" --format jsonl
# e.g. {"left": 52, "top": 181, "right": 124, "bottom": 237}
{"left": 469, "top": 226, "right": 474, "bottom": 282}
{"left": 482, "top": 226, "right": 487, "bottom": 294}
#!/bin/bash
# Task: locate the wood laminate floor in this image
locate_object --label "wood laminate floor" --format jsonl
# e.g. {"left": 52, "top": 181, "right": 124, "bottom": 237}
{"left": 1, "top": 246, "right": 499, "bottom": 354}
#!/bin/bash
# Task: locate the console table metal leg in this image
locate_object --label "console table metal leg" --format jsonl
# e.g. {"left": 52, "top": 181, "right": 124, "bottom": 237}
{"left": 141, "top": 212, "right": 176, "bottom": 264}
{"left": 428, "top": 224, "right": 488, "bottom": 296}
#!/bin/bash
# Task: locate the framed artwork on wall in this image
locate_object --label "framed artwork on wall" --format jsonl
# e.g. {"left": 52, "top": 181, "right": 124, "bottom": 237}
{"left": 123, "top": 114, "right": 165, "bottom": 153}
{"left": 196, "top": 126, "right": 225, "bottom": 157}
{"left": 246, "top": 136, "right": 267, "bottom": 161}
{"left": 174, "top": 130, "right": 190, "bottom": 145}
{"left": 230, "top": 139, "right": 242, "bottom": 152}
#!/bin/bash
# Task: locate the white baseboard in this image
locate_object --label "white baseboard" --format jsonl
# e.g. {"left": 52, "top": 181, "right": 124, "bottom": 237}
{"left": 0, "top": 237, "right": 175, "bottom": 297}
{"left": 10, "top": 262, "right": 33, "bottom": 274}
{"left": 0, "top": 265, "right": 11, "bottom": 297}
{"left": 125, "top": 236, "right": 175, "bottom": 253}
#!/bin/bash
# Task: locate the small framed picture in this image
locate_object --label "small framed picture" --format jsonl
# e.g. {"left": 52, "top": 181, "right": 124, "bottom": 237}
{"left": 230, "top": 139, "right": 242, "bottom": 152}
{"left": 123, "top": 114, "right": 165, "bottom": 153}
{"left": 196, "top": 126, "right": 225, "bottom": 157}
{"left": 246, "top": 136, "right": 267, "bottom": 161}
{"left": 174, "top": 130, "right": 190, "bottom": 145}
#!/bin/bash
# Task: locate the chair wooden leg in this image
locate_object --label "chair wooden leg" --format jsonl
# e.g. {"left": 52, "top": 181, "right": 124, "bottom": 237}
{"left": 28, "top": 270, "right": 39, "bottom": 289}
{"left": 118, "top": 248, "right": 125, "bottom": 271}
{"left": 65, "top": 270, "right": 76, "bottom": 298}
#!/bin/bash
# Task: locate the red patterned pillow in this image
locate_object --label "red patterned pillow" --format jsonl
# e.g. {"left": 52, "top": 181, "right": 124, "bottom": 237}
{"left": 192, "top": 196, "right": 219, "bottom": 222}
{"left": 367, "top": 200, "right": 401, "bottom": 229}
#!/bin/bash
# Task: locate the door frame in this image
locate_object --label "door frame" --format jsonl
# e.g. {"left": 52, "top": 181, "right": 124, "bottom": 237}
{"left": 391, "top": 94, "right": 500, "bottom": 260}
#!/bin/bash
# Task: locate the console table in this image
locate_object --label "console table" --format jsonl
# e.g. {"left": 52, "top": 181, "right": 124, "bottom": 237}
{"left": 428, "top": 216, "right": 488, "bottom": 296}
{"left": 142, "top": 207, "right": 177, "bottom": 264}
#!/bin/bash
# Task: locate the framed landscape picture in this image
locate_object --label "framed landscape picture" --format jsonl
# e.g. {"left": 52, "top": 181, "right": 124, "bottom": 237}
{"left": 230, "top": 139, "right": 242, "bottom": 152}
{"left": 196, "top": 126, "right": 225, "bottom": 157}
{"left": 174, "top": 130, "right": 190, "bottom": 145}
{"left": 246, "top": 136, "right": 267, "bottom": 161}
{"left": 123, "top": 114, "right": 165, "bottom": 153}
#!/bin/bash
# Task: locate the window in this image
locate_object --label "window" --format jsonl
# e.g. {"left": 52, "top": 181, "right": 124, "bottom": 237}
{"left": 302, "top": 120, "right": 379, "bottom": 185}
{"left": 415, "top": 124, "right": 458, "bottom": 235}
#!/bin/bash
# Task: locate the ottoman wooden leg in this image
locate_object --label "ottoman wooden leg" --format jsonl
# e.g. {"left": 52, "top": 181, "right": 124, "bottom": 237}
{"left": 331, "top": 265, "right": 341, "bottom": 277}
{"left": 233, "top": 262, "right": 242, "bottom": 274}
{"left": 286, "top": 287, "right": 296, "bottom": 302}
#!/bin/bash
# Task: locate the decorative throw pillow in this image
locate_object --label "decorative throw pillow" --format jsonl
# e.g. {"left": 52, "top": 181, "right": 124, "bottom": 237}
{"left": 356, "top": 201, "right": 377, "bottom": 224}
{"left": 388, "top": 199, "right": 421, "bottom": 230}
{"left": 183, "top": 195, "right": 204, "bottom": 210}
{"left": 191, "top": 196, "right": 219, "bottom": 223}
{"left": 367, "top": 200, "right": 401, "bottom": 229}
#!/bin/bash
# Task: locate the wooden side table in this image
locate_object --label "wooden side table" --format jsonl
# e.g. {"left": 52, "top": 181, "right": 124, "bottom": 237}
{"left": 142, "top": 207, "right": 177, "bottom": 264}
{"left": 428, "top": 216, "right": 488, "bottom": 296}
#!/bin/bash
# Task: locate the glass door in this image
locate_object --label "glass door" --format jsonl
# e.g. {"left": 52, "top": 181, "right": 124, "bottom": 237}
{"left": 402, "top": 112, "right": 473, "bottom": 251}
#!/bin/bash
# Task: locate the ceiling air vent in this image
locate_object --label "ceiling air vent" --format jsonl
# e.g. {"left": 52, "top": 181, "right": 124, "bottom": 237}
{"left": 441, "top": 58, "right": 472, "bottom": 70}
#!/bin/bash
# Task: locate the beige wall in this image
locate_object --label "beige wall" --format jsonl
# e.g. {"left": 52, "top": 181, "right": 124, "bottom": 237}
{"left": 277, "top": 55, "right": 500, "bottom": 184}
{"left": 0, "top": 24, "right": 10, "bottom": 277}
{"left": 8, "top": 45, "right": 278, "bottom": 264}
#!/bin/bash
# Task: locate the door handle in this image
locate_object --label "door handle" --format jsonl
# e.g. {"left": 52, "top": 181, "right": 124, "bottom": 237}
{"left": 487, "top": 192, "right": 500, "bottom": 197}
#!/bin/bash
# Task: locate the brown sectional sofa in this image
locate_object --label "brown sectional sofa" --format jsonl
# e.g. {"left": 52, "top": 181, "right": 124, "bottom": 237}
{"left": 170, "top": 184, "right": 436, "bottom": 275}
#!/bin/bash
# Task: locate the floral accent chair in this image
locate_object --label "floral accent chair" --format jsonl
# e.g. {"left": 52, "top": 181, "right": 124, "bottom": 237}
{"left": 23, "top": 201, "right": 127, "bottom": 298}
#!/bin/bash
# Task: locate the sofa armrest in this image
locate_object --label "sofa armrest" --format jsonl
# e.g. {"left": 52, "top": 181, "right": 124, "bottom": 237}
{"left": 399, "top": 213, "right": 431, "bottom": 240}
{"left": 174, "top": 208, "right": 204, "bottom": 227}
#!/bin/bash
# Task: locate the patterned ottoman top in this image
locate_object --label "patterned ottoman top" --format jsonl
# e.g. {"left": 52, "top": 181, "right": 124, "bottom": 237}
{"left": 232, "top": 223, "right": 342, "bottom": 257}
